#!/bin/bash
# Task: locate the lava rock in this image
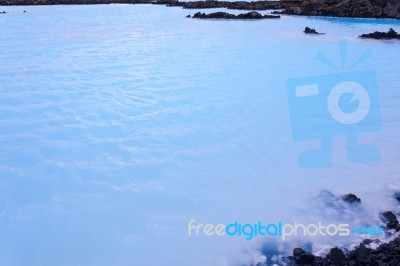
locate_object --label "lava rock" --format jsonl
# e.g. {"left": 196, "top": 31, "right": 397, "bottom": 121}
{"left": 282, "top": 0, "right": 400, "bottom": 19}
{"left": 293, "top": 248, "right": 315, "bottom": 264}
{"left": 327, "top": 247, "right": 347, "bottom": 264}
{"left": 394, "top": 191, "right": 400, "bottom": 203}
{"left": 182, "top": 0, "right": 290, "bottom": 10}
{"left": 304, "top": 27, "right": 325, "bottom": 34}
{"left": 192, "top": 11, "right": 280, "bottom": 20}
{"left": 359, "top": 28, "right": 400, "bottom": 39}
{"left": 293, "top": 247, "right": 305, "bottom": 257}
{"left": 342, "top": 193, "right": 361, "bottom": 204}
{"left": 350, "top": 243, "right": 372, "bottom": 264}
{"left": 151, "top": 0, "right": 180, "bottom": 5}
{"left": 381, "top": 211, "right": 398, "bottom": 223}
{"left": 363, "top": 239, "right": 374, "bottom": 245}
{"left": 380, "top": 211, "right": 399, "bottom": 230}
{"left": 297, "top": 252, "right": 315, "bottom": 264}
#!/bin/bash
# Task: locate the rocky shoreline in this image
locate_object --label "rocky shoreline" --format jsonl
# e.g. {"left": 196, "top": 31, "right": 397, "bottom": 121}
{"left": 264, "top": 192, "right": 400, "bottom": 266}
{"left": 1, "top": 0, "right": 400, "bottom": 19}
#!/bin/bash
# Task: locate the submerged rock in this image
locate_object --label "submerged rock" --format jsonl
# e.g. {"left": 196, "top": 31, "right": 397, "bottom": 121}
{"left": 304, "top": 26, "right": 325, "bottom": 34}
{"left": 342, "top": 193, "right": 361, "bottom": 204}
{"left": 359, "top": 28, "right": 400, "bottom": 39}
{"left": 380, "top": 210, "right": 400, "bottom": 230}
{"left": 394, "top": 191, "right": 400, "bottom": 203}
{"left": 192, "top": 11, "right": 280, "bottom": 20}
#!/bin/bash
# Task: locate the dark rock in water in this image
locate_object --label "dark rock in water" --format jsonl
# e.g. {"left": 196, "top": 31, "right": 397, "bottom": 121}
{"left": 151, "top": 0, "right": 180, "bottom": 6}
{"left": 1, "top": 11, "right": 6, "bottom": 14}
{"left": 380, "top": 211, "right": 399, "bottom": 230}
{"left": 342, "top": 193, "right": 361, "bottom": 204}
{"left": 186, "top": 14, "right": 190, "bottom": 18}
{"left": 360, "top": 28, "right": 400, "bottom": 39}
{"left": 192, "top": 11, "right": 236, "bottom": 19}
{"left": 271, "top": 10, "right": 285, "bottom": 15}
{"left": 293, "top": 248, "right": 315, "bottom": 264}
{"left": 192, "top": 11, "right": 280, "bottom": 20}
{"left": 293, "top": 247, "right": 305, "bottom": 257}
{"left": 297, "top": 252, "right": 315, "bottom": 264}
{"left": 380, "top": 211, "right": 398, "bottom": 223}
{"left": 304, "top": 26, "right": 325, "bottom": 35}
{"left": 236, "top": 11, "right": 263, "bottom": 19}
{"left": 363, "top": 239, "right": 374, "bottom": 245}
{"left": 327, "top": 247, "right": 347, "bottom": 264}
{"left": 394, "top": 191, "right": 400, "bottom": 202}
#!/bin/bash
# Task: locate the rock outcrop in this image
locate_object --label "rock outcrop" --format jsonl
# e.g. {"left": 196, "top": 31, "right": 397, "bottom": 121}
{"left": 360, "top": 28, "right": 400, "bottom": 39}
{"left": 304, "top": 26, "right": 325, "bottom": 34}
{"left": 192, "top": 11, "right": 280, "bottom": 19}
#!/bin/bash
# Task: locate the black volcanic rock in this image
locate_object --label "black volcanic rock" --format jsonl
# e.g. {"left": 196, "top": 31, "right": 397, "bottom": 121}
{"left": 360, "top": 28, "right": 400, "bottom": 39}
{"left": 342, "top": 193, "right": 361, "bottom": 204}
{"left": 304, "top": 26, "right": 325, "bottom": 34}
{"left": 350, "top": 243, "right": 372, "bottom": 264}
{"left": 293, "top": 247, "right": 305, "bottom": 257}
{"left": 192, "top": 11, "right": 280, "bottom": 20}
{"left": 266, "top": 191, "right": 400, "bottom": 265}
{"left": 363, "top": 239, "right": 374, "bottom": 245}
{"left": 327, "top": 247, "right": 347, "bottom": 264}
{"left": 380, "top": 210, "right": 399, "bottom": 230}
{"left": 282, "top": 0, "right": 400, "bottom": 19}
{"left": 381, "top": 211, "right": 398, "bottom": 223}
{"left": 192, "top": 11, "right": 236, "bottom": 19}
{"left": 182, "top": 0, "right": 290, "bottom": 10}
{"left": 394, "top": 191, "right": 400, "bottom": 203}
{"left": 151, "top": 0, "right": 179, "bottom": 5}
{"left": 293, "top": 248, "right": 315, "bottom": 264}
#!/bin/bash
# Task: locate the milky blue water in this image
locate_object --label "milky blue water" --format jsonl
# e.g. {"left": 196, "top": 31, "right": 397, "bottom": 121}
{"left": 0, "top": 4, "right": 400, "bottom": 266}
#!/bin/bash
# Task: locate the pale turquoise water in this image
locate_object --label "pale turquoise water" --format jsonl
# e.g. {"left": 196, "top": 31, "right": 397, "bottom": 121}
{"left": 0, "top": 4, "right": 400, "bottom": 266}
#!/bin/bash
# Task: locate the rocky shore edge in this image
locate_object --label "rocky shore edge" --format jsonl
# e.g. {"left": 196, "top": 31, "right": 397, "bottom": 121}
{"left": 265, "top": 192, "right": 400, "bottom": 266}
{"left": 1, "top": 0, "right": 400, "bottom": 19}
